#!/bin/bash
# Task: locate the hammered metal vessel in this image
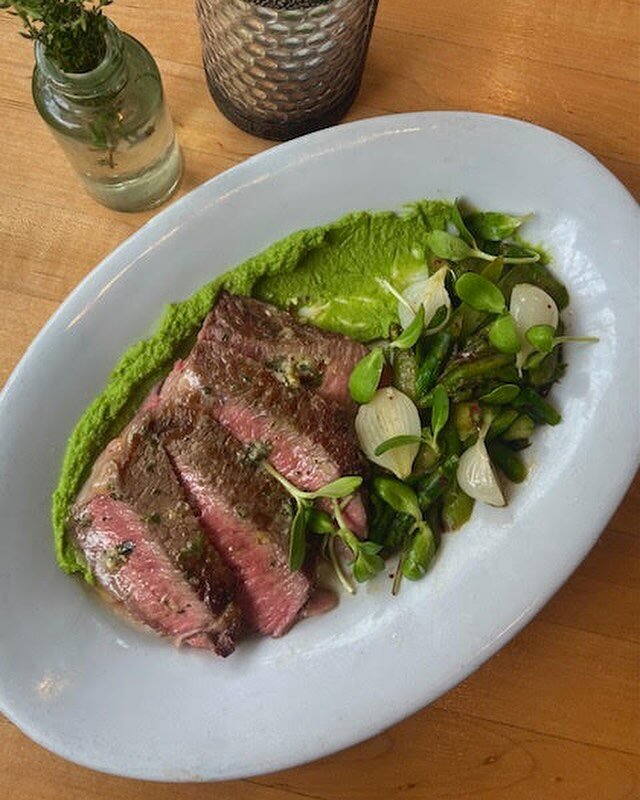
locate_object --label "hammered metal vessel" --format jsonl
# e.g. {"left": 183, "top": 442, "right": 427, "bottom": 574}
{"left": 195, "top": 0, "right": 379, "bottom": 140}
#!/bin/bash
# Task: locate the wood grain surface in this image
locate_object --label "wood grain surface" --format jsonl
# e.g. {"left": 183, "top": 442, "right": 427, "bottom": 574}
{"left": 0, "top": 0, "right": 638, "bottom": 797}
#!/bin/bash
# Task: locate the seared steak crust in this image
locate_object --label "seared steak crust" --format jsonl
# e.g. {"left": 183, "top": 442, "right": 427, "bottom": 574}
{"left": 150, "top": 403, "right": 313, "bottom": 637}
{"left": 160, "top": 340, "right": 368, "bottom": 534}
{"left": 201, "top": 291, "right": 367, "bottom": 408}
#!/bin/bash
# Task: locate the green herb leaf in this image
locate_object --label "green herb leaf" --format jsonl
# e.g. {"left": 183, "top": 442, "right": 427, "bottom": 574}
{"left": 430, "top": 384, "right": 450, "bottom": 445}
{"left": 455, "top": 273, "right": 507, "bottom": 314}
{"left": 373, "top": 476, "right": 421, "bottom": 521}
{"left": 349, "top": 347, "right": 385, "bottom": 404}
{"left": 304, "top": 476, "right": 363, "bottom": 500}
{"left": 288, "top": 502, "right": 308, "bottom": 571}
{"left": 489, "top": 313, "right": 521, "bottom": 353}
{"left": 449, "top": 199, "right": 477, "bottom": 247}
{"left": 352, "top": 541, "right": 385, "bottom": 583}
{"left": 307, "top": 509, "right": 335, "bottom": 535}
{"left": 332, "top": 501, "right": 389, "bottom": 585}
{"left": 402, "top": 524, "right": 437, "bottom": 580}
{"left": 265, "top": 463, "right": 361, "bottom": 506}
{"left": 466, "top": 211, "right": 529, "bottom": 241}
{"left": 359, "top": 540, "right": 384, "bottom": 556}
{"left": 479, "top": 384, "right": 521, "bottom": 404}
{"left": 336, "top": 526, "right": 385, "bottom": 584}
{"left": 425, "top": 227, "right": 534, "bottom": 267}
{"left": 391, "top": 305, "right": 425, "bottom": 350}
{"left": 526, "top": 325, "right": 600, "bottom": 356}
{"left": 425, "top": 230, "right": 475, "bottom": 262}
{"left": 525, "top": 324, "right": 556, "bottom": 353}
{"left": 374, "top": 434, "right": 423, "bottom": 456}
{"left": 3, "top": 0, "right": 113, "bottom": 73}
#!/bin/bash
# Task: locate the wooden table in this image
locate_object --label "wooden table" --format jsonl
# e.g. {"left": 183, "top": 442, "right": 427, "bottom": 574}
{"left": 1, "top": 0, "right": 638, "bottom": 797}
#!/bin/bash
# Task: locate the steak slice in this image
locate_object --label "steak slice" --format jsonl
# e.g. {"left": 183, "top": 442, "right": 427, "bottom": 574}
{"left": 151, "top": 404, "right": 312, "bottom": 637}
{"left": 72, "top": 496, "right": 236, "bottom": 652}
{"left": 70, "top": 418, "right": 241, "bottom": 655}
{"left": 160, "top": 341, "right": 368, "bottom": 535}
{"left": 200, "top": 291, "right": 367, "bottom": 409}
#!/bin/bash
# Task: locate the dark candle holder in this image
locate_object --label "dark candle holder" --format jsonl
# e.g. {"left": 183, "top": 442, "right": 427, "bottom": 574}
{"left": 195, "top": 0, "right": 379, "bottom": 140}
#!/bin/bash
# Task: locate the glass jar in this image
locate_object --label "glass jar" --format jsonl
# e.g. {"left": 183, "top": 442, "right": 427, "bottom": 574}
{"left": 32, "top": 20, "right": 182, "bottom": 212}
{"left": 195, "top": 0, "right": 379, "bottom": 140}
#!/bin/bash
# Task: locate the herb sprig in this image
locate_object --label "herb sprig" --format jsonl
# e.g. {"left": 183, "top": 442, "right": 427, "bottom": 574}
{"left": 262, "top": 462, "right": 382, "bottom": 588}
{"left": 1, "top": 0, "right": 113, "bottom": 73}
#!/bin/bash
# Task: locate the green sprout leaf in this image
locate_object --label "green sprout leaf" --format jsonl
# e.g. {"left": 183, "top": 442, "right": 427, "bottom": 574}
{"left": 466, "top": 212, "right": 529, "bottom": 242}
{"left": 430, "top": 384, "right": 450, "bottom": 446}
{"left": 426, "top": 230, "right": 475, "bottom": 262}
{"left": 525, "top": 324, "right": 556, "bottom": 353}
{"left": 479, "top": 384, "right": 521, "bottom": 404}
{"left": 306, "top": 509, "right": 335, "bottom": 535}
{"left": 352, "top": 541, "right": 385, "bottom": 583}
{"left": 373, "top": 476, "right": 421, "bottom": 521}
{"left": 302, "top": 475, "right": 363, "bottom": 500}
{"left": 526, "top": 324, "right": 600, "bottom": 355}
{"left": 374, "top": 434, "right": 423, "bottom": 456}
{"left": 455, "top": 273, "right": 507, "bottom": 314}
{"left": 390, "top": 305, "right": 425, "bottom": 350}
{"left": 263, "top": 463, "right": 363, "bottom": 572}
{"left": 329, "top": 504, "right": 385, "bottom": 588}
{"left": 489, "top": 313, "right": 521, "bottom": 353}
{"left": 402, "top": 524, "right": 437, "bottom": 581}
{"left": 307, "top": 508, "right": 336, "bottom": 536}
{"left": 426, "top": 228, "right": 539, "bottom": 266}
{"left": 449, "top": 199, "right": 477, "bottom": 248}
{"left": 349, "top": 347, "right": 385, "bottom": 404}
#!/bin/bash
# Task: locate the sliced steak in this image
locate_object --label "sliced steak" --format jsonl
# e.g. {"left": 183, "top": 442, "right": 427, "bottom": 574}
{"left": 150, "top": 404, "right": 312, "bottom": 637}
{"left": 160, "top": 341, "right": 368, "bottom": 535}
{"left": 70, "top": 419, "right": 241, "bottom": 655}
{"left": 200, "top": 291, "right": 367, "bottom": 409}
{"left": 72, "top": 496, "right": 236, "bottom": 652}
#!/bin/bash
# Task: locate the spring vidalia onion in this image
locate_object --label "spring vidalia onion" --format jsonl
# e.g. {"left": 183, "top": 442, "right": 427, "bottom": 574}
{"left": 510, "top": 283, "right": 559, "bottom": 369}
{"left": 456, "top": 423, "right": 506, "bottom": 507}
{"left": 398, "top": 267, "right": 451, "bottom": 332}
{"left": 355, "top": 387, "right": 421, "bottom": 479}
